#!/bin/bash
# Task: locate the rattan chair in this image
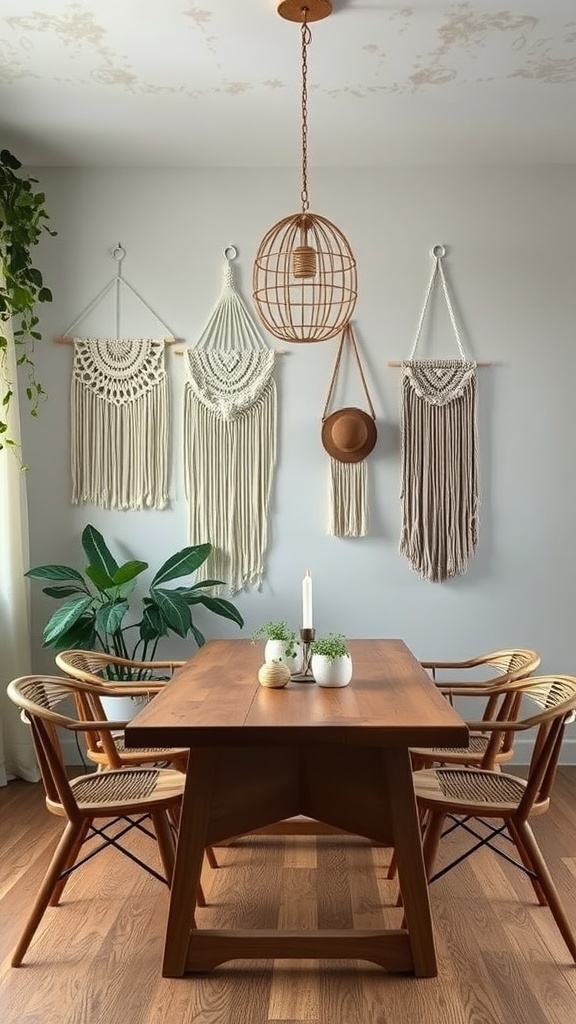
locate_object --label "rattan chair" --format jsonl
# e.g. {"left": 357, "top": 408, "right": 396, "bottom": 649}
{"left": 55, "top": 653, "right": 219, "bottom": 871}
{"left": 55, "top": 649, "right": 189, "bottom": 773}
{"left": 412, "top": 647, "right": 541, "bottom": 771}
{"left": 422, "top": 647, "right": 541, "bottom": 697}
{"left": 6, "top": 675, "right": 187, "bottom": 967}
{"left": 55, "top": 648, "right": 184, "bottom": 686}
{"left": 413, "top": 675, "right": 576, "bottom": 963}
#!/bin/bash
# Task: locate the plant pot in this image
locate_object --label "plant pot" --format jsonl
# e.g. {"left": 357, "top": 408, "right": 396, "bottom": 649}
{"left": 264, "top": 639, "right": 303, "bottom": 675}
{"left": 99, "top": 694, "right": 148, "bottom": 722}
{"left": 311, "top": 653, "right": 352, "bottom": 688}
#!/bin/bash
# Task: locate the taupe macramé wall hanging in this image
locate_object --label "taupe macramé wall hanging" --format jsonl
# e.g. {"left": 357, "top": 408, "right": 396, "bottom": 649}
{"left": 321, "top": 323, "right": 377, "bottom": 538}
{"left": 183, "top": 247, "right": 276, "bottom": 594}
{"left": 399, "top": 245, "right": 479, "bottom": 582}
{"left": 55, "top": 245, "right": 176, "bottom": 510}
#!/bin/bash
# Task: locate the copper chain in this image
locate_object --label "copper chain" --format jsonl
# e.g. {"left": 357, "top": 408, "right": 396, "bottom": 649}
{"left": 300, "top": 12, "right": 312, "bottom": 213}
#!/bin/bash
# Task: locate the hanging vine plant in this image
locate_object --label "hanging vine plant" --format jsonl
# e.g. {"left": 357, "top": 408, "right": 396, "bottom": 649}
{"left": 0, "top": 148, "right": 56, "bottom": 451}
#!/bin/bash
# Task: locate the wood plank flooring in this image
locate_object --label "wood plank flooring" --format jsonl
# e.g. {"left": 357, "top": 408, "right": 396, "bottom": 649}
{"left": 0, "top": 768, "right": 575, "bottom": 1024}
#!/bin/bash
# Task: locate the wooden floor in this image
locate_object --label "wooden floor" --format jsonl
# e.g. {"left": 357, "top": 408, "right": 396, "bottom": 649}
{"left": 1, "top": 768, "right": 575, "bottom": 1024}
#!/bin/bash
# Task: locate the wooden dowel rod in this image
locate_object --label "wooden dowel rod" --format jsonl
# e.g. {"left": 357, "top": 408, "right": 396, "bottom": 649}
{"left": 173, "top": 348, "right": 288, "bottom": 355}
{"left": 53, "top": 336, "right": 179, "bottom": 345}
{"left": 387, "top": 359, "right": 491, "bottom": 367}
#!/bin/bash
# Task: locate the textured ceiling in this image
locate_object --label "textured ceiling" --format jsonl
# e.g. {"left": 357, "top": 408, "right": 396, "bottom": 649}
{"left": 1, "top": 1, "right": 575, "bottom": 167}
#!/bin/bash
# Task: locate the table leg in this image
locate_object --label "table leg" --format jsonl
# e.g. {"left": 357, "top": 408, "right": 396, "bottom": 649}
{"left": 383, "top": 747, "right": 437, "bottom": 977}
{"left": 162, "top": 748, "right": 217, "bottom": 977}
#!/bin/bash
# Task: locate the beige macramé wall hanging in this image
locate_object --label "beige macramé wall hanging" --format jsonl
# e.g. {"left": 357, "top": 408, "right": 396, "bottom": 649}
{"left": 183, "top": 247, "right": 276, "bottom": 594}
{"left": 57, "top": 244, "right": 175, "bottom": 510}
{"left": 399, "top": 246, "right": 478, "bottom": 582}
{"left": 321, "top": 323, "right": 377, "bottom": 538}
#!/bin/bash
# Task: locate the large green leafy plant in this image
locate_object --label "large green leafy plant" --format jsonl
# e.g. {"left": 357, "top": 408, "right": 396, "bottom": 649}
{"left": 25, "top": 525, "right": 244, "bottom": 674}
{"left": 0, "top": 149, "right": 56, "bottom": 451}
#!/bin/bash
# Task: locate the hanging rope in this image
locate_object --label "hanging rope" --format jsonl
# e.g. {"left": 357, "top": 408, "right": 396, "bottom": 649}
{"left": 321, "top": 323, "right": 377, "bottom": 539}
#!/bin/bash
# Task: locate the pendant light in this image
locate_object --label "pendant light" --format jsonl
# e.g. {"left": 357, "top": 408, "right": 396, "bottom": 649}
{"left": 252, "top": 1, "right": 357, "bottom": 343}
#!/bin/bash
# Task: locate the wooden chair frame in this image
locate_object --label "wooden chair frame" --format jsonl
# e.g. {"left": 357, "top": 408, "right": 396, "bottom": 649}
{"left": 55, "top": 649, "right": 185, "bottom": 687}
{"left": 414, "top": 675, "right": 576, "bottom": 963}
{"left": 412, "top": 647, "right": 541, "bottom": 771}
{"left": 6, "top": 675, "right": 187, "bottom": 967}
{"left": 55, "top": 649, "right": 189, "bottom": 772}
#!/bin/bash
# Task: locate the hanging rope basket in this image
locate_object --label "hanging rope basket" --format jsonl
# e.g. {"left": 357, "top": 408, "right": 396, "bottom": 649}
{"left": 253, "top": 212, "right": 357, "bottom": 342}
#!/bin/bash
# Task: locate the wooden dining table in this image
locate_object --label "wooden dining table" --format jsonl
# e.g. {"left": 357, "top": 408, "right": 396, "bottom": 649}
{"left": 125, "top": 637, "right": 468, "bottom": 978}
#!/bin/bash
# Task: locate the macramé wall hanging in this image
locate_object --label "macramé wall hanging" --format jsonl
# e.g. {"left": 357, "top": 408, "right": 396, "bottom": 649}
{"left": 183, "top": 247, "right": 277, "bottom": 594}
{"left": 399, "top": 245, "right": 478, "bottom": 582}
{"left": 321, "top": 322, "right": 377, "bottom": 538}
{"left": 56, "top": 244, "right": 176, "bottom": 511}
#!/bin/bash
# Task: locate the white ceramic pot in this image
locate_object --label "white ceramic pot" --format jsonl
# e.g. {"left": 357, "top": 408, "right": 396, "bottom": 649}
{"left": 311, "top": 653, "right": 353, "bottom": 688}
{"left": 264, "top": 639, "right": 303, "bottom": 675}
{"left": 99, "top": 694, "right": 148, "bottom": 721}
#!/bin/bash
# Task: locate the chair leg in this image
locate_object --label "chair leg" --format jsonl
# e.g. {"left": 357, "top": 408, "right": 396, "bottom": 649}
{"left": 151, "top": 810, "right": 176, "bottom": 883}
{"left": 12, "top": 819, "right": 84, "bottom": 967}
{"left": 49, "top": 819, "right": 91, "bottom": 906}
{"left": 507, "top": 819, "right": 546, "bottom": 906}
{"left": 514, "top": 819, "right": 576, "bottom": 963}
{"left": 205, "top": 845, "right": 218, "bottom": 869}
{"left": 421, "top": 810, "right": 447, "bottom": 880}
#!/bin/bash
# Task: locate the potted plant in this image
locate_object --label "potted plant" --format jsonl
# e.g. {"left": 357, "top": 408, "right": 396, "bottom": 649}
{"left": 251, "top": 620, "right": 303, "bottom": 675}
{"left": 25, "top": 523, "right": 244, "bottom": 679}
{"left": 310, "top": 633, "right": 352, "bottom": 688}
{"left": 0, "top": 149, "right": 56, "bottom": 451}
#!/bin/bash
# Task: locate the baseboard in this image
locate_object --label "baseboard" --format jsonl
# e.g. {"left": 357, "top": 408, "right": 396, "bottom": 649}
{"left": 512, "top": 736, "right": 576, "bottom": 766}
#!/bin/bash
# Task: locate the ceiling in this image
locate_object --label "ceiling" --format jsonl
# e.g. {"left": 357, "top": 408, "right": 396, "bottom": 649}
{"left": 1, "top": 1, "right": 575, "bottom": 168}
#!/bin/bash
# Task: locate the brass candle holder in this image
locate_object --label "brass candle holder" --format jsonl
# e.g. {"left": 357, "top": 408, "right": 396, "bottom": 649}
{"left": 291, "top": 628, "right": 316, "bottom": 682}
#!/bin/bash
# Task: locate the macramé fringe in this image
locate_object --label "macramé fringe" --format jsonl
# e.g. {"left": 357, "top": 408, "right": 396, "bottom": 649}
{"left": 399, "top": 371, "right": 478, "bottom": 582}
{"left": 328, "top": 459, "right": 368, "bottom": 538}
{"left": 184, "top": 379, "right": 276, "bottom": 594}
{"left": 71, "top": 378, "right": 169, "bottom": 510}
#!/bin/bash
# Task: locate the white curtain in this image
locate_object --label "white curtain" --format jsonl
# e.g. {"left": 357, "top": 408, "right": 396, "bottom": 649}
{"left": 0, "top": 312, "right": 40, "bottom": 785}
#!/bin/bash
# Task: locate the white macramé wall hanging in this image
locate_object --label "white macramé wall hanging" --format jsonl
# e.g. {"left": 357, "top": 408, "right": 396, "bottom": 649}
{"left": 399, "top": 245, "right": 478, "bottom": 582}
{"left": 321, "top": 323, "right": 377, "bottom": 538}
{"left": 183, "top": 247, "right": 277, "bottom": 594}
{"left": 57, "top": 244, "right": 176, "bottom": 510}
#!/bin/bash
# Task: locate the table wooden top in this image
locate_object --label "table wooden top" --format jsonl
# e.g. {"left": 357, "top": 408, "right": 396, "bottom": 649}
{"left": 125, "top": 638, "right": 468, "bottom": 750}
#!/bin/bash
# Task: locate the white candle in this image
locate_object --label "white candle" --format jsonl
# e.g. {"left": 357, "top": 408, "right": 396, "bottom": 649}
{"left": 302, "top": 569, "right": 313, "bottom": 629}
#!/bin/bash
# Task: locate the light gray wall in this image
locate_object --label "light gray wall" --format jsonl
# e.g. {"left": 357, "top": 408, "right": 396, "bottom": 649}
{"left": 20, "top": 165, "right": 576, "bottom": 761}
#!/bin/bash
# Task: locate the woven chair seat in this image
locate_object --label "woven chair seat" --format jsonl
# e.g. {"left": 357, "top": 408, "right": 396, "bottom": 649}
{"left": 70, "top": 767, "right": 184, "bottom": 809}
{"left": 414, "top": 767, "right": 528, "bottom": 812}
{"left": 414, "top": 732, "right": 490, "bottom": 758}
{"left": 105, "top": 734, "right": 186, "bottom": 757}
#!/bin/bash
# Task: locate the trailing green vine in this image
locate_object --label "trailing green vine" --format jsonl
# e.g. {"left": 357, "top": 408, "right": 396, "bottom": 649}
{"left": 0, "top": 149, "right": 56, "bottom": 451}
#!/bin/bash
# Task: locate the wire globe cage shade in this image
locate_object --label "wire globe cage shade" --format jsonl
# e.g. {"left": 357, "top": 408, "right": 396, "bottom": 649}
{"left": 253, "top": 212, "right": 357, "bottom": 343}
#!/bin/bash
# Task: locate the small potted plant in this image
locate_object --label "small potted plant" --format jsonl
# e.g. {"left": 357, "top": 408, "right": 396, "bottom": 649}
{"left": 310, "top": 633, "right": 352, "bottom": 688}
{"left": 251, "top": 620, "right": 303, "bottom": 675}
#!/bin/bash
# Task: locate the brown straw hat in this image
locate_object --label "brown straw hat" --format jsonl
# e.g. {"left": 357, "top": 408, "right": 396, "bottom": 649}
{"left": 321, "top": 407, "right": 377, "bottom": 463}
